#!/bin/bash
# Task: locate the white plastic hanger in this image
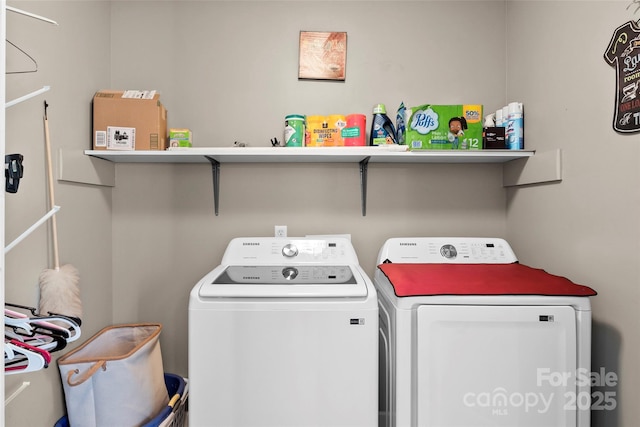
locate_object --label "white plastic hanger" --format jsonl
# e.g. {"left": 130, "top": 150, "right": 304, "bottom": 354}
{"left": 29, "top": 316, "right": 81, "bottom": 343}
{"left": 4, "top": 316, "right": 33, "bottom": 335}
{"left": 4, "top": 342, "right": 47, "bottom": 374}
{"left": 5, "top": 310, "right": 81, "bottom": 343}
{"left": 5, "top": 329, "right": 62, "bottom": 353}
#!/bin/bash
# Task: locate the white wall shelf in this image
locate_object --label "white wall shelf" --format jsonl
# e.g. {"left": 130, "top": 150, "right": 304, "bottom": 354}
{"left": 85, "top": 147, "right": 535, "bottom": 216}
{"left": 85, "top": 147, "right": 533, "bottom": 164}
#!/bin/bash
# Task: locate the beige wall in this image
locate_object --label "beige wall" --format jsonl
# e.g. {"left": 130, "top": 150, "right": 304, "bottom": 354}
{"left": 108, "top": 0, "right": 510, "bottom": 375}
{"left": 504, "top": 2, "right": 640, "bottom": 426}
{"left": 3, "top": 1, "right": 638, "bottom": 426}
{"left": 4, "top": 1, "right": 112, "bottom": 425}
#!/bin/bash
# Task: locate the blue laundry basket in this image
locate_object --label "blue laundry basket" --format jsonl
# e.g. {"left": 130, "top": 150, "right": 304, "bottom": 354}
{"left": 144, "top": 373, "right": 187, "bottom": 427}
{"left": 54, "top": 373, "right": 187, "bottom": 427}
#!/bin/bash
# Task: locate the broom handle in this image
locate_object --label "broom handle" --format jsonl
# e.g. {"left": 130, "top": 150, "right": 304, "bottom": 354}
{"left": 44, "top": 102, "right": 60, "bottom": 270}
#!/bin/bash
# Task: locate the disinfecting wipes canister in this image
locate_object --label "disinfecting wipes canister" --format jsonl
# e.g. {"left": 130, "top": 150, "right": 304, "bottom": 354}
{"left": 284, "top": 115, "right": 305, "bottom": 147}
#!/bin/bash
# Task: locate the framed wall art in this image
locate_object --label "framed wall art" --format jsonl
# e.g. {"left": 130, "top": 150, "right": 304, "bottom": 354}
{"left": 604, "top": 20, "right": 640, "bottom": 134}
{"left": 298, "top": 31, "right": 347, "bottom": 81}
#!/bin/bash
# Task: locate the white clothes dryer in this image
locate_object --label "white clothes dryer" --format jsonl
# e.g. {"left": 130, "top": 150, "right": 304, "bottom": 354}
{"left": 374, "top": 237, "right": 596, "bottom": 427}
{"left": 189, "top": 237, "right": 378, "bottom": 427}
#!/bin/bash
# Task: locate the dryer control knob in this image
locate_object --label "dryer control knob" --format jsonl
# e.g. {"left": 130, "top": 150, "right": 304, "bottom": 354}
{"left": 282, "top": 267, "right": 299, "bottom": 280}
{"left": 282, "top": 244, "right": 299, "bottom": 257}
{"left": 440, "top": 244, "right": 458, "bottom": 259}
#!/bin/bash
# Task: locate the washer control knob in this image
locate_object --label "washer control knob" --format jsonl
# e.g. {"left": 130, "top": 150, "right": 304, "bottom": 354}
{"left": 282, "top": 267, "right": 299, "bottom": 280}
{"left": 282, "top": 244, "right": 298, "bottom": 258}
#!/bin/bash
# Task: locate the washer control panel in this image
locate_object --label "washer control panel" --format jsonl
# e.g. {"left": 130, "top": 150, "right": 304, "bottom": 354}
{"left": 213, "top": 265, "right": 357, "bottom": 284}
{"left": 221, "top": 237, "right": 359, "bottom": 265}
{"left": 377, "top": 237, "right": 518, "bottom": 264}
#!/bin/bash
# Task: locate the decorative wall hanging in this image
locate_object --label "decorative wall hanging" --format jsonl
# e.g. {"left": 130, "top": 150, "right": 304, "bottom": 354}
{"left": 298, "top": 31, "right": 347, "bottom": 81}
{"left": 604, "top": 19, "right": 640, "bottom": 133}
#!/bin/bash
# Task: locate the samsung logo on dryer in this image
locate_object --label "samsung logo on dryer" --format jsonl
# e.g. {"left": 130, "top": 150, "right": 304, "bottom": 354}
{"left": 243, "top": 276, "right": 260, "bottom": 280}
{"left": 242, "top": 243, "right": 260, "bottom": 246}
{"left": 399, "top": 243, "right": 417, "bottom": 246}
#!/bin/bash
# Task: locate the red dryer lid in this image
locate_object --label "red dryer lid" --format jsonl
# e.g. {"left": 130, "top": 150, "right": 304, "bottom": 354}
{"left": 377, "top": 263, "right": 597, "bottom": 297}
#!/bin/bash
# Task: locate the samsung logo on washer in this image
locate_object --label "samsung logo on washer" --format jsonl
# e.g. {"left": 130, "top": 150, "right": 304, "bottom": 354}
{"left": 399, "top": 243, "right": 417, "bottom": 246}
{"left": 242, "top": 242, "right": 260, "bottom": 246}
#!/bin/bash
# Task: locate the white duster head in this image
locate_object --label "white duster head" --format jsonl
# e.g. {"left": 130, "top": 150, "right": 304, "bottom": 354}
{"left": 39, "top": 263, "right": 82, "bottom": 319}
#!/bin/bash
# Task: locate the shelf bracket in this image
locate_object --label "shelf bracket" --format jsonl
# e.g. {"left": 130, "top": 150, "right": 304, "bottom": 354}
{"left": 503, "top": 149, "right": 562, "bottom": 187}
{"left": 359, "top": 156, "right": 370, "bottom": 216}
{"left": 205, "top": 156, "right": 220, "bottom": 216}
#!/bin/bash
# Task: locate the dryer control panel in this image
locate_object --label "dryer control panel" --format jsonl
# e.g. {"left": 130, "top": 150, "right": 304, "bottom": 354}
{"left": 221, "top": 237, "right": 359, "bottom": 265}
{"left": 377, "top": 237, "right": 518, "bottom": 264}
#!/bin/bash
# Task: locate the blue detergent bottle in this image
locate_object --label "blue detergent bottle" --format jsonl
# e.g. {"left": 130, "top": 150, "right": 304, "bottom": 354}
{"left": 370, "top": 104, "right": 397, "bottom": 145}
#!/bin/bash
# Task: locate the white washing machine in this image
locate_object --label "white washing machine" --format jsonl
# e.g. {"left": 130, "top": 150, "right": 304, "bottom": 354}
{"left": 375, "top": 237, "right": 596, "bottom": 427}
{"left": 189, "top": 237, "right": 378, "bottom": 427}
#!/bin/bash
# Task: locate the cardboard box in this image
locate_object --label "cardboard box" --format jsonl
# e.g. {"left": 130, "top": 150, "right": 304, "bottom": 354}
{"left": 405, "top": 104, "right": 483, "bottom": 150}
{"left": 92, "top": 90, "right": 168, "bottom": 150}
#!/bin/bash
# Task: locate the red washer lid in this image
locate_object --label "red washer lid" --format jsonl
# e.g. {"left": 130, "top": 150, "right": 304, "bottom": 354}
{"left": 377, "top": 263, "right": 597, "bottom": 297}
